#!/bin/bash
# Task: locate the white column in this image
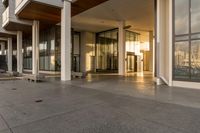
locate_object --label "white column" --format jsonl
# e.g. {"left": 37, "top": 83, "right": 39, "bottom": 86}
{"left": 156, "top": 0, "right": 173, "bottom": 86}
{"left": 17, "top": 31, "right": 23, "bottom": 74}
{"left": 32, "top": 20, "right": 39, "bottom": 75}
{"left": 118, "top": 21, "right": 126, "bottom": 75}
{"left": 149, "top": 31, "right": 154, "bottom": 73}
{"left": 61, "top": 0, "right": 72, "bottom": 81}
{"left": 1, "top": 42, "right": 5, "bottom": 55}
{"left": 7, "top": 38, "right": 12, "bottom": 72}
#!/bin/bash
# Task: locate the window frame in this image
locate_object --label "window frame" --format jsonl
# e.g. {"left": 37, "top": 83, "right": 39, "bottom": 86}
{"left": 173, "top": 0, "right": 200, "bottom": 82}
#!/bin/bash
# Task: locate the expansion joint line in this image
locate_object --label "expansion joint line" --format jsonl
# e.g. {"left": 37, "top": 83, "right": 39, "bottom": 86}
{"left": 0, "top": 112, "right": 14, "bottom": 133}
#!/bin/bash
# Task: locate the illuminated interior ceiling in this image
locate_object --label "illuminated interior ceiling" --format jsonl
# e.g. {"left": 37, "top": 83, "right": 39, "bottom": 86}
{"left": 72, "top": 0, "right": 154, "bottom": 32}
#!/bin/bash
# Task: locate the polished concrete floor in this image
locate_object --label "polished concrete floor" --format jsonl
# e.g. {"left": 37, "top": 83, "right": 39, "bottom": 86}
{"left": 0, "top": 73, "right": 200, "bottom": 133}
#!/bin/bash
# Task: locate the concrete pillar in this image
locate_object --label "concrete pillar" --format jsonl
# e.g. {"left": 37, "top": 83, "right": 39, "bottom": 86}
{"left": 149, "top": 31, "right": 154, "bottom": 73}
{"left": 32, "top": 20, "right": 39, "bottom": 75}
{"left": 17, "top": 31, "right": 23, "bottom": 74}
{"left": 1, "top": 42, "right": 5, "bottom": 55}
{"left": 118, "top": 21, "right": 126, "bottom": 75}
{"left": 156, "top": 0, "right": 173, "bottom": 86}
{"left": 7, "top": 38, "right": 12, "bottom": 72}
{"left": 61, "top": 0, "right": 71, "bottom": 81}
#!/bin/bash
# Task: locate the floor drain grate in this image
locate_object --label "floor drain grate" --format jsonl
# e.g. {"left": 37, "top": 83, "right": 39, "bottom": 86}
{"left": 35, "top": 100, "right": 43, "bottom": 103}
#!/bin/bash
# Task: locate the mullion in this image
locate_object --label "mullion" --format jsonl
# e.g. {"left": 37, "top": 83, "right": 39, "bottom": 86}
{"left": 189, "top": 0, "right": 192, "bottom": 80}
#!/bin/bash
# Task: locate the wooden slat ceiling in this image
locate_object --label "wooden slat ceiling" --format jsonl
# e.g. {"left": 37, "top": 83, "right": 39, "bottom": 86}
{"left": 72, "top": 0, "right": 108, "bottom": 16}
{"left": 18, "top": 0, "right": 109, "bottom": 24}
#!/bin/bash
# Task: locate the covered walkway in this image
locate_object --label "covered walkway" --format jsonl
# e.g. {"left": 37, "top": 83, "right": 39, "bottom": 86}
{"left": 0, "top": 75, "right": 200, "bottom": 133}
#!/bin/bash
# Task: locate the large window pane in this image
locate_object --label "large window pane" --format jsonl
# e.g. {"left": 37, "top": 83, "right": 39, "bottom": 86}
{"left": 96, "top": 29, "right": 118, "bottom": 72}
{"left": 191, "top": 0, "right": 200, "bottom": 33}
{"left": 175, "top": 0, "right": 189, "bottom": 35}
{"left": 174, "top": 41, "right": 190, "bottom": 79}
{"left": 191, "top": 40, "right": 200, "bottom": 79}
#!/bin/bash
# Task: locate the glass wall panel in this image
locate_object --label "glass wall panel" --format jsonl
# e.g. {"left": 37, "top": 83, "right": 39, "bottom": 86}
{"left": 174, "top": 41, "right": 190, "bottom": 79}
{"left": 125, "top": 31, "right": 140, "bottom": 72}
{"left": 55, "top": 26, "right": 61, "bottom": 71}
{"left": 191, "top": 33, "right": 200, "bottom": 39}
{"left": 23, "top": 26, "right": 61, "bottom": 71}
{"left": 96, "top": 29, "right": 140, "bottom": 73}
{"left": 96, "top": 29, "right": 118, "bottom": 72}
{"left": 191, "top": 40, "right": 200, "bottom": 79}
{"left": 72, "top": 32, "right": 81, "bottom": 72}
{"left": 39, "top": 27, "right": 56, "bottom": 71}
{"left": 175, "top": 0, "right": 189, "bottom": 35}
{"left": 23, "top": 35, "right": 32, "bottom": 70}
{"left": 174, "top": 0, "right": 200, "bottom": 81}
{"left": 191, "top": 0, "right": 200, "bottom": 33}
{"left": 23, "top": 27, "right": 82, "bottom": 72}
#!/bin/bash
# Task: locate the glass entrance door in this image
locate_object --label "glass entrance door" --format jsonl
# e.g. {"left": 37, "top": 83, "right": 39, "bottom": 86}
{"left": 127, "top": 52, "right": 137, "bottom": 72}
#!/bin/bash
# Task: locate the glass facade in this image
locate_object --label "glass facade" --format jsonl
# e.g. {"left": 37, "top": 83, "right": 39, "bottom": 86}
{"left": 96, "top": 29, "right": 118, "bottom": 72}
{"left": 96, "top": 29, "right": 140, "bottom": 72}
{"left": 72, "top": 32, "right": 81, "bottom": 72}
{"left": 23, "top": 27, "right": 81, "bottom": 72}
{"left": 23, "top": 35, "right": 32, "bottom": 70}
{"left": 174, "top": 0, "right": 200, "bottom": 81}
{"left": 23, "top": 26, "right": 141, "bottom": 74}
{"left": 23, "top": 26, "right": 61, "bottom": 71}
{"left": 125, "top": 31, "right": 140, "bottom": 72}
{"left": 39, "top": 27, "right": 60, "bottom": 71}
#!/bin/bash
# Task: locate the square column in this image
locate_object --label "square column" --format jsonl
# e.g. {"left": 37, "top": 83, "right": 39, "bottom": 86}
{"left": 7, "top": 38, "right": 12, "bottom": 73}
{"left": 118, "top": 21, "right": 126, "bottom": 75}
{"left": 156, "top": 0, "right": 173, "bottom": 86}
{"left": 32, "top": 20, "right": 39, "bottom": 75}
{"left": 61, "top": 0, "right": 72, "bottom": 81}
{"left": 17, "top": 31, "right": 23, "bottom": 74}
{"left": 1, "top": 42, "right": 5, "bottom": 55}
{"left": 149, "top": 31, "right": 154, "bottom": 73}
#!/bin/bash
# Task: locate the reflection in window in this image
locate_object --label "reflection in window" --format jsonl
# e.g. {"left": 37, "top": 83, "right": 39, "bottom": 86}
{"left": 174, "top": 0, "right": 200, "bottom": 81}
{"left": 174, "top": 41, "right": 190, "bottom": 79}
{"left": 23, "top": 26, "right": 61, "bottom": 71}
{"left": 191, "top": 40, "right": 200, "bottom": 80}
{"left": 23, "top": 35, "right": 32, "bottom": 69}
{"left": 191, "top": 0, "right": 200, "bottom": 33}
{"left": 96, "top": 29, "right": 118, "bottom": 72}
{"left": 125, "top": 31, "right": 140, "bottom": 54}
{"left": 39, "top": 27, "right": 57, "bottom": 71}
{"left": 175, "top": 0, "right": 189, "bottom": 35}
{"left": 96, "top": 29, "right": 140, "bottom": 72}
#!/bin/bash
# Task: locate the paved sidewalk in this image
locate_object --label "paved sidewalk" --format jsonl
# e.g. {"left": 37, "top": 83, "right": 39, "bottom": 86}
{"left": 0, "top": 75, "right": 200, "bottom": 133}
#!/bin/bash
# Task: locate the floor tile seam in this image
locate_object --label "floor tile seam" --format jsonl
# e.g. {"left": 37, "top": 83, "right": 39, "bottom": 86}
{"left": 0, "top": 129, "right": 12, "bottom": 133}
{"left": 7, "top": 102, "right": 105, "bottom": 130}
{"left": 0, "top": 91, "right": 103, "bottom": 111}
{"left": 0, "top": 112, "right": 14, "bottom": 133}
{"left": 107, "top": 106, "right": 180, "bottom": 131}
{"left": 70, "top": 83, "right": 200, "bottom": 110}
{"left": 68, "top": 84, "right": 163, "bottom": 105}
{"left": 113, "top": 104, "right": 161, "bottom": 122}
{"left": 153, "top": 98, "right": 200, "bottom": 110}
{"left": 142, "top": 118, "right": 188, "bottom": 133}
{"left": 0, "top": 104, "right": 14, "bottom": 109}
{"left": 72, "top": 84, "right": 200, "bottom": 112}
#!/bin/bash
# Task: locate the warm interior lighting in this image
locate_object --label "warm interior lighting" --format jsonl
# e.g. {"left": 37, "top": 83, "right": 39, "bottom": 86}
{"left": 140, "top": 42, "right": 150, "bottom": 51}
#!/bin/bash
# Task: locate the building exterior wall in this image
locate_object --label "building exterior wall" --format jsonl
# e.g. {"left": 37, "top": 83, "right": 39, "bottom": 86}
{"left": 0, "top": 2, "right": 15, "bottom": 34}
{"left": 1, "top": 0, "right": 32, "bottom": 28}
{"left": 7, "top": 0, "right": 31, "bottom": 25}
{"left": 0, "top": 0, "right": 200, "bottom": 88}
